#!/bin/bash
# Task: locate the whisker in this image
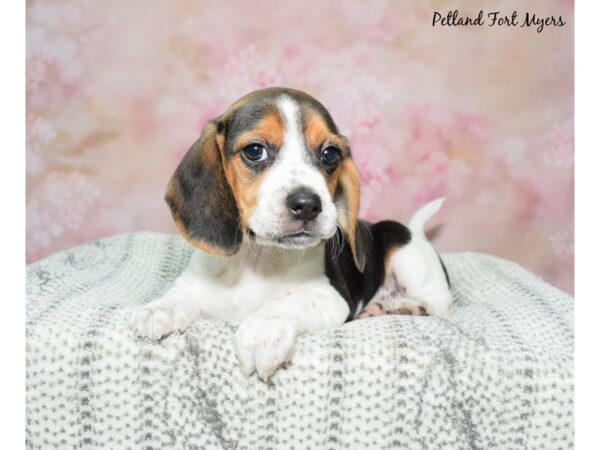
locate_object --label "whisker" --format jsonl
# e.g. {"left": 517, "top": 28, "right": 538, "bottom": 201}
{"left": 280, "top": 247, "right": 291, "bottom": 263}
{"left": 295, "top": 248, "right": 306, "bottom": 270}
{"left": 363, "top": 221, "right": 374, "bottom": 242}
{"left": 334, "top": 225, "right": 345, "bottom": 260}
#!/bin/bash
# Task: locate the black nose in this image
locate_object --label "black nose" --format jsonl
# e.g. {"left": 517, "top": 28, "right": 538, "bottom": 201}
{"left": 286, "top": 189, "right": 322, "bottom": 222}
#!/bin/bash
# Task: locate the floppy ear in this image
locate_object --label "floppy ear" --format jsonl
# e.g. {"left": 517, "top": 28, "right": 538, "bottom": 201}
{"left": 336, "top": 158, "right": 369, "bottom": 272}
{"left": 165, "top": 119, "right": 242, "bottom": 257}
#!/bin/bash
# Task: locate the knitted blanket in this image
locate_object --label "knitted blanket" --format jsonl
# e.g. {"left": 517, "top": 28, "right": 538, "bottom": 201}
{"left": 26, "top": 232, "right": 574, "bottom": 449}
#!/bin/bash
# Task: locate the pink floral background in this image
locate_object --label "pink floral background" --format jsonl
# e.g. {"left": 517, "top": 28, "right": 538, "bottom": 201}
{"left": 26, "top": 0, "right": 574, "bottom": 293}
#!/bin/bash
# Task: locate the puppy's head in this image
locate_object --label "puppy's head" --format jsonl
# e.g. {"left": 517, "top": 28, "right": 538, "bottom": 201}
{"left": 166, "top": 87, "right": 366, "bottom": 271}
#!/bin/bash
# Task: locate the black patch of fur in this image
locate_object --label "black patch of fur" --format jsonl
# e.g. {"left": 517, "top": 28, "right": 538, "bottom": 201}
{"left": 166, "top": 130, "right": 242, "bottom": 254}
{"left": 223, "top": 102, "right": 279, "bottom": 159}
{"left": 325, "top": 220, "right": 412, "bottom": 321}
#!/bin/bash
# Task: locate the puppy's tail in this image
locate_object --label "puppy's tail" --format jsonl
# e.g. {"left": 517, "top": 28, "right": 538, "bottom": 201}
{"left": 408, "top": 197, "right": 445, "bottom": 239}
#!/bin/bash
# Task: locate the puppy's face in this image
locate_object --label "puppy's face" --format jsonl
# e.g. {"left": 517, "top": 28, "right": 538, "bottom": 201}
{"left": 166, "top": 88, "right": 365, "bottom": 269}
{"left": 221, "top": 93, "right": 349, "bottom": 249}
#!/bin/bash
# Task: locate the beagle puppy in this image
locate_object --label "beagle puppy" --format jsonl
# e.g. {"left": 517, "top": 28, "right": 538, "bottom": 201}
{"left": 131, "top": 87, "right": 452, "bottom": 381}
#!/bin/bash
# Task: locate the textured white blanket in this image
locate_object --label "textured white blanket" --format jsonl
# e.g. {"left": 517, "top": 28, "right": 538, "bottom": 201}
{"left": 26, "top": 232, "right": 573, "bottom": 449}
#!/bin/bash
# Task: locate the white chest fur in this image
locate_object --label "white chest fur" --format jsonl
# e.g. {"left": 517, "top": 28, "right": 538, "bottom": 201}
{"left": 178, "top": 244, "right": 331, "bottom": 323}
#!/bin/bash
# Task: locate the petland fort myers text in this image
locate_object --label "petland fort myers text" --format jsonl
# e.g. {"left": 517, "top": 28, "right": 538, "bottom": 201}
{"left": 432, "top": 10, "right": 566, "bottom": 33}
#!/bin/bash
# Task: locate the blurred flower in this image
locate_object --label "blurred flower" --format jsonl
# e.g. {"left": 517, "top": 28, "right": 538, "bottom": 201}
{"left": 219, "top": 46, "right": 284, "bottom": 98}
{"left": 27, "top": 172, "right": 101, "bottom": 259}
{"left": 542, "top": 120, "right": 574, "bottom": 169}
{"left": 310, "top": 70, "right": 391, "bottom": 139}
{"left": 549, "top": 222, "right": 574, "bottom": 265}
{"left": 28, "top": 116, "right": 57, "bottom": 148}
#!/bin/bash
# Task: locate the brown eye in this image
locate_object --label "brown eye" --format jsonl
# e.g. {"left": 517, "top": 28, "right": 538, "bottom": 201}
{"left": 242, "top": 144, "right": 268, "bottom": 163}
{"left": 320, "top": 147, "right": 340, "bottom": 169}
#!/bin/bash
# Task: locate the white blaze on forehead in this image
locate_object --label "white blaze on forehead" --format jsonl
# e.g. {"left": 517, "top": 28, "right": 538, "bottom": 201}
{"left": 276, "top": 96, "right": 309, "bottom": 165}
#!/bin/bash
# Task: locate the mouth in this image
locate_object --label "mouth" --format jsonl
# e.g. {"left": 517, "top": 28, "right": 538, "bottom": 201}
{"left": 276, "top": 231, "right": 321, "bottom": 249}
{"left": 280, "top": 231, "right": 312, "bottom": 239}
{"left": 249, "top": 229, "right": 322, "bottom": 249}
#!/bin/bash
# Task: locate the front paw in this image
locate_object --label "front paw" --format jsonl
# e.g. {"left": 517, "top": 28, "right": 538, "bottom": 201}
{"left": 234, "top": 315, "right": 297, "bottom": 382}
{"left": 130, "top": 304, "right": 191, "bottom": 340}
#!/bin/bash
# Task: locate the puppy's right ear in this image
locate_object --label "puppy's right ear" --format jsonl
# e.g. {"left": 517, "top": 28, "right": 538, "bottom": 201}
{"left": 165, "top": 118, "right": 242, "bottom": 257}
{"left": 336, "top": 157, "right": 368, "bottom": 272}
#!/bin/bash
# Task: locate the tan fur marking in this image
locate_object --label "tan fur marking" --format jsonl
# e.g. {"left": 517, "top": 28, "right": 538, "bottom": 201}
{"left": 216, "top": 133, "right": 225, "bottom": 154}
{"left": 222, "top": 157, "right": 267, "bottom": 228}
{"left": 303, "top": 112, "right": 345, "bottom": 151}
{"left": 337, "top": 158, "right": 365, "bottom": 271}
{"left": 326, "top": 170, "right": 342, "bottom": 197}
{"left": 235, "top": 112, "right": 284, "bottom": 149}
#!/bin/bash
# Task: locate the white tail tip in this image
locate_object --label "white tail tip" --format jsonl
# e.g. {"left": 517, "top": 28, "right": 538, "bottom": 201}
{"left": 408, "top": 197, "right": 445, "bottom": 237}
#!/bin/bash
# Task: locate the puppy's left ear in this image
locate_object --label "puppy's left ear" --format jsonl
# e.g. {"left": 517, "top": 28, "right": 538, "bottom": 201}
{"left": 165, "top": 118, "right": 242, "bottom": 257}
{"left": 336, "top": 158, "right": 369, "bottom": 272}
